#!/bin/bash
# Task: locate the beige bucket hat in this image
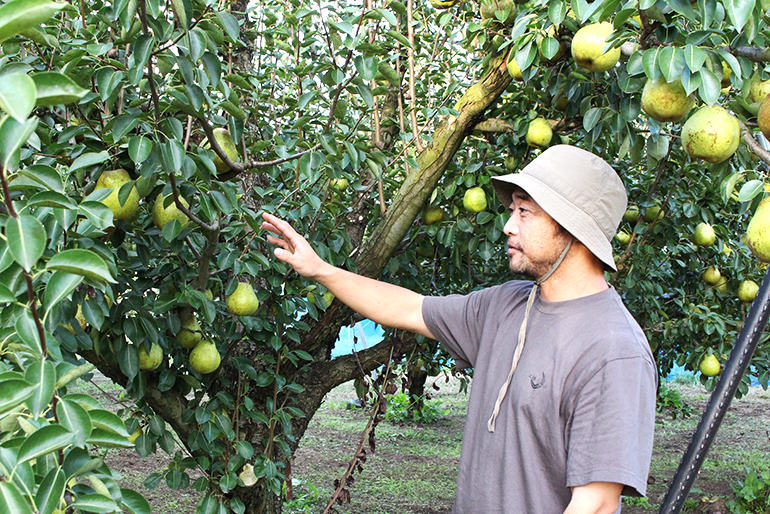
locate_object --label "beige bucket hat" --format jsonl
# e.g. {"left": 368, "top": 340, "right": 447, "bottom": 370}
{"left": 491, "top": 145, "right": 627, "bottom": 271}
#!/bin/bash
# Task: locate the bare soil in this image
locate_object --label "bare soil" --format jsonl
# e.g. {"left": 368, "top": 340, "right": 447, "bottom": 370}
{"left": 86, "top": 375, "right": 770, "bottom": 514}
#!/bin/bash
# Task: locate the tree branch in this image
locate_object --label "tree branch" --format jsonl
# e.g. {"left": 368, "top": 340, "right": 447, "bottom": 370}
{"left": 739, "top": 119, "right": 770, "bottom": 166}
{"left": 732, "top": 46, "right": 770, "bottom": 62}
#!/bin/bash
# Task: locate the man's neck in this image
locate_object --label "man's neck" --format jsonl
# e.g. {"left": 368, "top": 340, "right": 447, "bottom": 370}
{"left": 537, "top": 244, "right": 609, "bottom": 302}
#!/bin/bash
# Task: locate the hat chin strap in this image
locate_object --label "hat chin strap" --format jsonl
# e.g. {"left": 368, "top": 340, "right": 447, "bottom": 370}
{"left": 487, "top": 238, "right": 573, "bottom": 433}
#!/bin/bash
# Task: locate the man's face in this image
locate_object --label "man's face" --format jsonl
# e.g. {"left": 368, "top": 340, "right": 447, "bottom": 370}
{"left": 503, "top": 189, "right": 572, "bottom": 279}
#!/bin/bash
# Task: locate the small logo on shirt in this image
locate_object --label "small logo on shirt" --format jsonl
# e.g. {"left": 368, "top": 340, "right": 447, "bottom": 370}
{"left": 529, "top": 372, "right": 546, "bottom": 389}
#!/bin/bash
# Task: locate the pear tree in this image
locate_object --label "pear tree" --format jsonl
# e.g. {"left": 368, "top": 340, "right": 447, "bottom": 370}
{"left": 2, "top": 0, "right": 770, "bottom": 513}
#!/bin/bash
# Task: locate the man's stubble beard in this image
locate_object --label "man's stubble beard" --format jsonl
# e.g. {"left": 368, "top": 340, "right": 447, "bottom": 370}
{"left": 508, "top": 231, "right": 573, "bottom": 280}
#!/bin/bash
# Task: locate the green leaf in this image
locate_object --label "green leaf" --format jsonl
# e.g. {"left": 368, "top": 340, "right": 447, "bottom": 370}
{"left": 583, "top": 107, "right": 602, "bottom": 131}
{"left": 79, "top": 201, "right": 114, "bottom": 230}
{"left": 28, "top": 191, "right": 77, "bottom": 209}
{"left": 31, "top": 71, "right": 88, "bottom": 106}
{"left": 56, "top": 397, "right": 92, "bottom": 448}
{"left": 69, "top": 493, "right": 121, "bottom": 513}
{"left": 159, "top": 139, "right": 184, "bottom": 172}
{"left": 697, "top": 68, "right": 720, "bottom": 106}
{"left": 121, "top": 489, "right": 151, "bottom": 514}
{"left": 88, "top": 409, "right": 129, "bottom": 437}
{"left": 16, "top": 424, "right": 75, "bottom": 464}
{"left": 683, "top": 44, "right": 706, "bottom": 73}
{"left": 36, "top": 468, "right": 65, "bottom": 514}
{"left": 738, "top": 179, "right": 764, "bottom": 202}
{"left": 658, "top": 46, "right": 685, "bottom": 83}
{"left": 0, "top": 0, "right": 67, "bottom": 44}
{"left": 24, "top": 359, "right": 56, "bottom": 418}
{"left": 0, "top": 482, "right": 34, "bottom": 514}
{"left": 131, "top": 34, "right": 154, "bottom": 84}
{"left": 45, "top": 249, "right": 116, "bottom": 284}
{"left": 354, "top": 55, "right": 378, "bottom": 81}
{"left": 720, "top": 172, "right": 743, "bottom": 205}
{"left": 724, "top": 0, "right": 754, "bottom": 31}
{"left": 44, "top": 271, "right": 83, "bottom": 311}
{"left": 642, "top": 47, "right": 661, "bottom": 80}
{"left": 0, "top": 72, "right": 36, "bottom": 122}
{"left": 0, "top": 116, "right": 37, "bottom": 171}
{"left": 386, "top": 29, "right": 412, "bottom": 49}
{"left": 0, "top": 282, "right": 16, "bottom": 302}
{"left": 216, "top": 11, "right": 239, "bottom": 42}
{"left": 6, "top": 214, "right": 46, "bottom": 271}
{"left": 128, "top": 136, "right": 152, "bottom": 164}
{"left": 111, "top": 114, "right": 138, "bottom": 142}
{"left": 667, "top": 0, "right": 698, "bottom": 21}
{"left": 86, "top": 428, "right": 134, "bottom": 448}
{"left": 69, "top": 151, "right": 109, "bottom": 172}
{"left": 0, "top": 379, "right": 35, "bottom": 413}
{"left": 15, "top": 309, "right": 42, "bottom": 355}
{"left": 548, "top": 0, "right": 567, "bottom": 25}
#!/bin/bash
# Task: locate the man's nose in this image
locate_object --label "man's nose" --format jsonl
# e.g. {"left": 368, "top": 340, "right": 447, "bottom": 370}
{"left": 503, "top": 214, "right": 518, "bottom": 236}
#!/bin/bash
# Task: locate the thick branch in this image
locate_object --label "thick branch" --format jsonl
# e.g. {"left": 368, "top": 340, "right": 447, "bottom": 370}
{"left": 473, "top": 118, "right": 513, "bottom": 133}
{"left": 739, "top": 120, "right": 770, "bottom": 165}
{"left": 732, "top": 46, "right": 770, "bottom": 62}
{"left": 356, "top": 51, "right": 512, "bottom": 277}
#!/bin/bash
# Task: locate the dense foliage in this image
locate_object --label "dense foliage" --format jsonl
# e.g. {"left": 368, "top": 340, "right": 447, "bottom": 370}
{"left": 1, "top": 0, "right": 770, "bottom": 512}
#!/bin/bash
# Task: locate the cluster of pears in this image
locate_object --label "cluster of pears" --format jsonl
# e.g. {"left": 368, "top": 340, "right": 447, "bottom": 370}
{"left": 204, "top": 127, "right": 240, "bottom": 175}
{"left": 175, "top": 312, "right": 221, "bottom": 374}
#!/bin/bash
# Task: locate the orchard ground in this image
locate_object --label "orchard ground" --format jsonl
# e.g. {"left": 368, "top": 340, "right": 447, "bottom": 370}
{"left": 85, "top": 372, "right": 770, "bottom": 513}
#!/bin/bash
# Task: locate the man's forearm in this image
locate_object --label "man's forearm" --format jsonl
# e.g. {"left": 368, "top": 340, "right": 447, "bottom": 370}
{"left": 313, "top": 262, "right": 434, "bottom": 339}
{"left": 563, "top": 482, "right": 623, "bottom": 514}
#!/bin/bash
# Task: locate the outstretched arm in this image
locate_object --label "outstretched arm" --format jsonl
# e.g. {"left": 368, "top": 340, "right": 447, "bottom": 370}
{"left": 261, "top": 212, "right": 434, "bottom": 339}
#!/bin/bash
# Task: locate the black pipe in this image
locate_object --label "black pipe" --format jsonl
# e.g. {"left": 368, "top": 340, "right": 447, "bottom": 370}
{"left": 658, "top": 267, "right": 770, "bottom": 514}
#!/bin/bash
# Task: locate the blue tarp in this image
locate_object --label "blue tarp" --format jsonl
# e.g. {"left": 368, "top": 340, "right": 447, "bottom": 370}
{"left": 331, "top": 319, "right": 385, "bottom": 358}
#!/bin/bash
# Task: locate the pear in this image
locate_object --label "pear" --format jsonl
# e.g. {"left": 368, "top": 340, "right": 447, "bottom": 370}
{"left": 138, "top": 343, "right": 163, "bottom": 371}
{"left": 570, "top": 22, "right": 620, "bottom": 73}
{"left": 699, "top": 354, "right": 720, "bottom": 377}
{"left": 176, "top": 313, "right": 202, "bottom": 349}
{"left": 623, "top": 206, "right": 641, "bottom": 223}
{"left": 614, "top": 230, "right": 631, "bottom": 245}
{"left": 330, "top": 177, "right": 348, "bottom": 191}
{"left": 641, "top": 78, "right": 694, "bottom": 122}
{"left": 480, "top": 0, "right": 515, "bottom": 24}
{"left": 681, "top": 106, "right": 740, "bottom": 164}
{"left": 206, "top": 128, "right": 239, "bottom": 174}
{"left": 702, "top": 265, "right": 721, "bottom": 285}
{"left": 748, "top": 73, "right": 770, "bottom": 103}
{"left": 226, "top": 281, "right": 259, "bottom": 316}
{"left": 526, "top": 117, "right": 553, "bottom": 147}
{"left": 746, "top": 196, "right": 770, "bottom": 262}
{"left": 506, "top": 55, "right": 523, "bottom": 81}
{"left": 504, "top": 155, "right": 518, "bottom": 171}
{"left": 463, "top": 187, "right": 487, "bottom": 213}
{"left": 423, "top": 206, "right": 446, "bottom": 225}
{"left": 758, "top": 94, "right": 770, "bottom": 139}
{"left": 96, "top": 168, "right": 140, "bottom": 221}
{"left": 189, "top": 340, "right": 221, "bottom": 374}
{"left": 692, "top": 222, "right": 716, "bottom": 247}
{"left": 643, "top": 204, "right": 664, "bottom": 222}
{"left": 63, "top": 304, "right": 87, "bottom": 334}
{"left": 152, "top": 193, "right": 190, "bottom": 230}
{"left": 737, "top": 280, "right": 759, "bottom": 302}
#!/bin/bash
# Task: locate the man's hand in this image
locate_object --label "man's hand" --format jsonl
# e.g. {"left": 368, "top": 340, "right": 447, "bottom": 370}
{"left": 261, "top": 212, "right": 328, "bottom": 280}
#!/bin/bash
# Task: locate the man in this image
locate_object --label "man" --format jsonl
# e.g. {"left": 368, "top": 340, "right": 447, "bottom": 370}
{"left": 262, "top": 145, "right": 657, "bottom": 514}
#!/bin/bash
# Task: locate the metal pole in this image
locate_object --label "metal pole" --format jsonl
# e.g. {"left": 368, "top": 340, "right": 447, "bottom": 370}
{"left": 658, "top": 266, "right": 770, "bottom": 514}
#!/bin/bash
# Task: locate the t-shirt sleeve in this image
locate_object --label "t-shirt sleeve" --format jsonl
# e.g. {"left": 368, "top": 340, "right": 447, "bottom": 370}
{"left": 565, "top": 356, "right": 657, "bottom": 497}
{"left": 422, "top": 290, "right": 495, "bottom": 369}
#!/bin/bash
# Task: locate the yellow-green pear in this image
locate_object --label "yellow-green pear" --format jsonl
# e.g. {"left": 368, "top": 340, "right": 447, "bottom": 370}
{"left": 463, "top": 187, "right": 487, "bottom": 212}
{"left": 423, "top": 206, "right": 446, "bottom": 225}
{"left": 571, "top": 22, "right": 621, "bottom": 73}
{"left": 737, "top": 280, "right": 759, "bottom": 302}
{"left": 96, "top": 168, "right": 140, "bottom": 221}
{"left": 748, "top": 73, "right": 770, "bottom": 103}
{"left": 681, "top": 106, "right": 740, "bottom": 164}
{"left": 307, "top": 290, "right": 335, "bottom": 308}
{"left": 64, "top": 304, "right": 87, "bottom": 334}
{"left": 330, "top": 177, "right": 349, "bottom": 191}
{"left": 641, "top": 78, "right": 695, "bottom": 122}
{"left": 176, "top": 313, "right": 202, "bottom": 349}
{"left": 226, "top": 282, "right": 259, "bottom": 316}
{"left": 614, "top": 230, "right": 631, "bottom": 245}
{"left": 189, "top": 340, "right": 221, "bottom": 374}
{"left": 507, "top": 55, "right": 523, "bottom": 81}
{"left": 699, "top": 354, "right": 720, "bottom": 377}
{"left": 205, "top": 127, "right": 239, "bottom": 174}
{"left": 702, "top": 265, "right": 721, "bottom": 285}
{"left": 746, "top": 197, "right": 770, "bottom": 262}
{"left": 138, "top": 343, "right": 163, "bottom": 371}
{"left": 152, "top": 193, "right": 190, "bottom": 230}
{"left": 526, "top": 117, "right": 553, "bottom": 147}
{"left": 693, "top": 222, "right": 716, "bottom": 246}
{"left": 623, "top": 206, "right": 641, "bottom": 223}
{"left": 758, "top": 94, "right": 770, "bottom": 139}
{"left": 643, "top": 204, "right": 664, "bottom": 222}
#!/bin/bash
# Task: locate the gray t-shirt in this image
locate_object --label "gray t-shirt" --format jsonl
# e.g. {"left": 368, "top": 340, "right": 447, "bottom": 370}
{"left": 423, "top": 281, "right": 657, "bottom": 514}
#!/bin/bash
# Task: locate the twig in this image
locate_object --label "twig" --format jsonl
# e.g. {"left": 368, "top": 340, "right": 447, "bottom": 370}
{"left": 739, "top": 120, "right": 770, "bottom": 166}
{"left": 406, "top": 0, "right": 423, "bottom": 153}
